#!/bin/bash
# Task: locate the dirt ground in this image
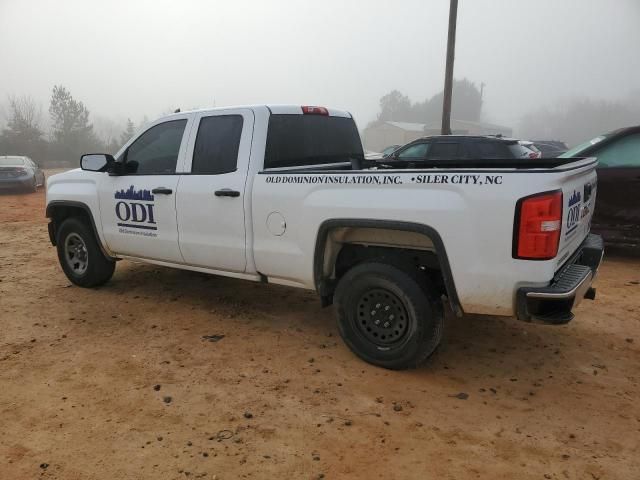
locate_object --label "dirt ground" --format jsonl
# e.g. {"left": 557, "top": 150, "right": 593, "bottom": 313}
{"left": 1, "top": 183, "right": 639, "bottom": 480}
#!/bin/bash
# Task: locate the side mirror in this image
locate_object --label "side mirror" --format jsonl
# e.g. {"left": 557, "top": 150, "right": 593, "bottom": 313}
{"left": 80, "top": 153, "right": 115, "bottom": 172}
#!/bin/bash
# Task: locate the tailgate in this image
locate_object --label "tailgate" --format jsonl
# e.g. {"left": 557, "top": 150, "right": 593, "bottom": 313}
{"left": 555, "top": 160, "right": 598, "bottom": 268}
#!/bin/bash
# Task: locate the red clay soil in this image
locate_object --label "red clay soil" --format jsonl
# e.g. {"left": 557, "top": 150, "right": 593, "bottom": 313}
{"left": 1, "top": 186, "right": 639, "bottom": 479}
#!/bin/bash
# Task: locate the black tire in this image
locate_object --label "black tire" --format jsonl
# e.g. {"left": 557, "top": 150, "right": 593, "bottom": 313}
{"left": 56, "top": 217, "right": 115, "bottom": 287}
{"left": 334, "top": 261, "right": 443, "bottom": 369}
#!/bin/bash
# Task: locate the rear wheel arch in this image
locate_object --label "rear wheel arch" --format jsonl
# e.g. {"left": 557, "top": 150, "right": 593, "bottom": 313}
{"left": 313, "top": 219, "right": 463, "bottom": 316}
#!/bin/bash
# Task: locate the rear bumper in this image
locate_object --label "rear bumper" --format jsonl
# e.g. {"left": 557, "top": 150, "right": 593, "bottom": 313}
{"left": 516, "top": 234, "right": 604, "bottom": 324}
{"left": 0, "top": 176, "right": 33, "bottom": 190}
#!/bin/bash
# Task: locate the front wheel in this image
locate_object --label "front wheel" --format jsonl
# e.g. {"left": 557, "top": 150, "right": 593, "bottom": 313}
{"left": 334, "top": 262, "right": 443, "bottom": 369}
{"left": 56, "top": 217, "right": 115, "bottom": 287}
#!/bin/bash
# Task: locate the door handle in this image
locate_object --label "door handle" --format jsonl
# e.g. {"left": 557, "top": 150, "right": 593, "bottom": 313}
{"left": 215, "top": 189, "right": 240, "bottom": 197}
{"left": 152, "top": 187, "right": 173, "bottom": 195}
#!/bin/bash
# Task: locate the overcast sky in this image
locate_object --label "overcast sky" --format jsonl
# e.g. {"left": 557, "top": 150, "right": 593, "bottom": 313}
{"left": 1, "top": 0, "right": 639, "bottom": 132}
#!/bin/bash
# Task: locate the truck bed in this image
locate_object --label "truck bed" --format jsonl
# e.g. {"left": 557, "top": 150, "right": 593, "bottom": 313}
{"left": 252, "top": 156, "right": 598, "bottom": 316}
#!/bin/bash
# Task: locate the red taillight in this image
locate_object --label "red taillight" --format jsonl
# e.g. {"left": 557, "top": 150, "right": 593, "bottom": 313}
{"left": 514, "top": 191, "right": 563, "bottom": 260}
{"left": 301, "top": 106, "right": 329, "bottom": 115}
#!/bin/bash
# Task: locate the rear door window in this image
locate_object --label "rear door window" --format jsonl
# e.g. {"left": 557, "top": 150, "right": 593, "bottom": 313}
{"left": 191, "top": 115, "right": 244, "bottom": 174}
{"left": 265, "top": 114, "right": 363, "bottom": 169}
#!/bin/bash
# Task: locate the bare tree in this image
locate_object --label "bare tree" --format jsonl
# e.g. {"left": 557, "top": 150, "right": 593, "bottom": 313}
{"left": 0, "top": 95, "right": 46, "bottom": 159}
{"left": 4, "top": 94, "right": 43, "bottom": 135}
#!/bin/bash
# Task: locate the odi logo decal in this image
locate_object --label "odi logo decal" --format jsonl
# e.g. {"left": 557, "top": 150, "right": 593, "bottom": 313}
{"left": 566, "top": 190, "right": 582, "bottom": 236}
{"left": 114, "top": 186, "right": 158, "bottom": 237}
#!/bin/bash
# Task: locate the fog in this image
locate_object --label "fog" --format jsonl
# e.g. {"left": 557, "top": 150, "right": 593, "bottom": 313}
{"left": 1, "top": 0, "right": 639, "bottom": 149}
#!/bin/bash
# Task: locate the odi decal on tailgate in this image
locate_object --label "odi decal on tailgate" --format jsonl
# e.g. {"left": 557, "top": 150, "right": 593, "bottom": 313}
{"left": 114, "top": 186, "right": 158, "bottom": 237}
{"left": 566, "top": 190, "right": 582, "bottom": 236}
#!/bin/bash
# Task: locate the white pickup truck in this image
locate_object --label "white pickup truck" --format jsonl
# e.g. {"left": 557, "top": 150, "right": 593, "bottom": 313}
{"left": 46, "top": 105, "right": 603, "bottom": 369}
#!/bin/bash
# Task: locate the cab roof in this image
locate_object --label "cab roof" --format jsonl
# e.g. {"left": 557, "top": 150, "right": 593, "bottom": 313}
{"left": 159, "top": 104, "right": 352, "bottom": 119}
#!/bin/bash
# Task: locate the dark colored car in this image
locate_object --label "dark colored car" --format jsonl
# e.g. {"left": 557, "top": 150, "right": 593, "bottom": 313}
{"left": 0, "top": 156, "right": 45, "bottom": 192}
{"left": 384, "top": 135, "right": 535, "bottom": 162}
{"left": 532, "top": 140, "right": 568, "bottom": 158}
{"left": 561, "top": 126, "right": 640, "bottom": 247}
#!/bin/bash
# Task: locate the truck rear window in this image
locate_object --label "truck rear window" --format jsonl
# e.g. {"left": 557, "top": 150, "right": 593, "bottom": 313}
{"left": 264, "top": 114, "right": 364, "bottom": 169}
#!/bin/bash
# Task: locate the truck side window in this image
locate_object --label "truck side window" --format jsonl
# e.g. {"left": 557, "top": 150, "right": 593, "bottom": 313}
{"left": 192, "top": 115, "right": 244, "bottom": 174}
{"left": 124, "top": 120, "right": 187, "bottom": 175}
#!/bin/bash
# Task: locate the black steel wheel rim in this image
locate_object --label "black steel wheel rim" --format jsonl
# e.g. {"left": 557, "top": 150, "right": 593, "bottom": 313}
{"left": 355, "top": 288, "right": 409, "bottom": 346}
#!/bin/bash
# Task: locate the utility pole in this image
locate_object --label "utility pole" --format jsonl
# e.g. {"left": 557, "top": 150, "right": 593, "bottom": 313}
{"left": 441, "top": 0, "right": 458, "bottom": 135}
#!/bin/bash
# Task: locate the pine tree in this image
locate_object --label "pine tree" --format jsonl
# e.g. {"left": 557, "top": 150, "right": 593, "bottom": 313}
{"left": 120, "top": 118, "right": 135, "bottom": 145}
{"left": 48, "top": 85, "right": 101, "bottom": 164}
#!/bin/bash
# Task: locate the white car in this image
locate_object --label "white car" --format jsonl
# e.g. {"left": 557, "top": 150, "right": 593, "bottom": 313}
{"left": 519, "top": 140, "right": 542, "bottom": 159}
{"left": 46, "top": 105, "right": 602, "bottom": 369}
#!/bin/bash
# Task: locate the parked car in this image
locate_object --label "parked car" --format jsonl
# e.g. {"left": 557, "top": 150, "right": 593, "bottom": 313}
{"left": 383, "top": 135, "right": 539, "bottom": 162}
{"left": 561, "top": 126, "right": 640, "bottom": 247}
{"left": 518, "top": 140, "right": 542, "bottom": 159}
{"left": 532, "top": 140, "right": 568, "bottom": 158}
{"left": 46, "top": 104, "right": 602, "bottom": 369}
{"left": 0, "top": 155, "right": 45, "bottom": 192}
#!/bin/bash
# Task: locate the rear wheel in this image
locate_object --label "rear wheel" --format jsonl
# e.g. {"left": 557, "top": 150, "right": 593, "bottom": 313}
{"left": 56, "top": 217, "right": 115, "bottom": 287}
{"left": 334, "top": 261, "right": 443, "bottom": 369}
